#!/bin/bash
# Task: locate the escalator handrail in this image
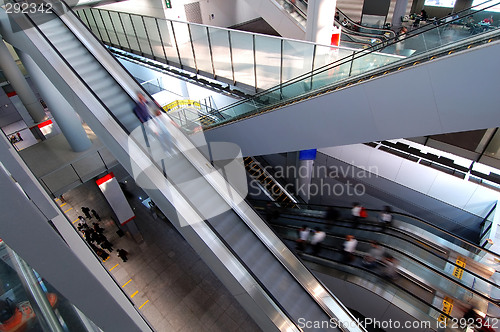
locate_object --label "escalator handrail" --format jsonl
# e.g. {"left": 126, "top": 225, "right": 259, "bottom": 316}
{"left": 10, "top": 3, "right": 302, "bottom": 331}
{"left": 215, "top": 0, "right": 500, "bottom": 114}
{"left": 289, "top": 241, "right": 459, "bottom": 323}
{"left": 47, "top": 3, "right": 366, "bottom": 329}
{"left": 250, "top": 197, "right": 500, "bottom": 260}
{"left": 335, "top": 8, "right": 396, "bottom": 38}
{"left": 273, "top": 218, "right": 500, "bottom": 304}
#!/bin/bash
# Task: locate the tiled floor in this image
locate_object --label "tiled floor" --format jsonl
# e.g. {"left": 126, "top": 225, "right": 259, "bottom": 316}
{"left": 57, "top": 165, "right": 261, "bottom": 332}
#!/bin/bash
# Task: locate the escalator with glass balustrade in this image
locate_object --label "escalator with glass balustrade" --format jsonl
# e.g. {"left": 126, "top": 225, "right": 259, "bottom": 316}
{"left": 249, "top": 199, "right": 500, "bottom": 321}
{"left": 74, "top": 2, "right": 500, "bottom": 158}
{"left": 0, "top": 1, "right": 365, "bottom": 330}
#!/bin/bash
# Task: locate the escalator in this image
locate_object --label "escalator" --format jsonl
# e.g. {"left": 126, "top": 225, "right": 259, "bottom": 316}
{"left": 244, "top": 163, "right": 500, "bottom": 309}
{"left": 74, "top": 3, "right": 500, "bottom": 158}
{"left": 251, "top": 200, "right": 500, "bottom": 321}
{"left": 0, "top": 1, "right": 365, "bottom": 330}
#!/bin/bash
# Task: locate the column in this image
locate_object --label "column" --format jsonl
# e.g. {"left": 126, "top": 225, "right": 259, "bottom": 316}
{"left": 18, "top": 51, "right": 92, "bottom": 152}
{"left": 305, "top": 0, "right": 337, "bottom": 43}
{"left": 296, "top": 149, "right": 317, "bottom": 203}
{"left": 0, "top": 39, "right": 46, "bottom": 124}
{"left": 392, "top": 0, "right": 409, "bottom": 29}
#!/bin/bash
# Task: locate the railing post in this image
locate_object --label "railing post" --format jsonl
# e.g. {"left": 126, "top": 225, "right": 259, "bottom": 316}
{"left": 97, "top": 9, "right": 112, "bottom": 44}
{"left": 206, "top": 27, "right": 216, "bottom": 79}
{"left": 87, "top": 9, "right": 104, "bottom": 42}
{"left": 187, "top": 24, "right": 198, "bottom": 74}
{"left": 170, "top": 21, "right": 183, "bottom": 69}
{"left": 129, "top": 13, "right": 143, "bottom": 56}
{"left": 348, "top": 51, "right": 355, "bottom": 77}
{"left": 141, "top": 16, "right": 155, "bottom": 59}
{"left": 107, "top": 11, "right": 119, "bottom": 48}
{"left": 155, "top": 18, "right": 169, "bottom": 65}
{"left": 253, "top": 34, "right": 257, "bottom": 93}
{"left": 228, "top": 30, "right": 236, "bottom": 85}
{"left": 117, "top": 12, "right": 132, "bottom": 51}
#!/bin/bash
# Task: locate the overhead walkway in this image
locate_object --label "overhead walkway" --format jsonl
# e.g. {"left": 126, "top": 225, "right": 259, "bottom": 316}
{"left": 76, "top": 4, "right": 500, "bottom": 158}
{"left": 249, "top": 199, "right": 500, "bottom": 323}
{"left": 0, "top": 1, "right": 365, "bottom": 330}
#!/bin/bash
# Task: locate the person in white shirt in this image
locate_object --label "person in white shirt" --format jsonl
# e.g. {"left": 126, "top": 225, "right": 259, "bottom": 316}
{"left": 311, "top": 228, "right": 326, "bottom": 255}
{"left": 378, "top": 205, "right": 393, "bottom": 231}
{"left": 342, "top": 235, "right": 358, "bottom": 263}
{"left": 296, "top": 225, "right": 311, "bottom": 251}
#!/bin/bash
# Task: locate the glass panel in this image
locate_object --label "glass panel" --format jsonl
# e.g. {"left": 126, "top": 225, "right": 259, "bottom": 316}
{"left": 72, "top": 153, "right": 106, "bottom": 182}
{"left": 157, "top": 19, "right": 177, "bottom": 65}
{"left": 282, "top": 39, "right": 314, "bottom": 82}
{"left": 229, "top": 31, "right": 255, "bottom": 88}
{"left": 130, "top": 15, "right": 152, "bottom": 56}
{"left": 143, "top": 17, "right": 164, "bottom": 60}
{"left": 109, "top": 11, "right": 128, "bottom": 49}
{"left": 100, "top": 11, "right": 118, "bottom": 46}
{"left": 208, "top": 27, "right": 232, "bottom": 82}
{"left": 41, "top": 167, "right": 80, "bottom": 195}
{"left": 189, "top": 24, "right": 213, "bottom": 76}
{"left": 171, "top": 21, "right": 196, "bottom": 71}
{"left": 254, "top": 35, "right": 281, "bottom": 90}
{"left": 94, "top": 10, "right": 110, "bottom": 44}
{"left": 119, "top": 14, "right": 140, "bottom": 51}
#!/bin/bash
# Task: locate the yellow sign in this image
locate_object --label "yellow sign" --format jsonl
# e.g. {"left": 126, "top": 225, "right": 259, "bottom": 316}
{"left": 163, "top": 100, "right": 201, "bottom": 113}
{"left": 438, "top": 297, "right": 454, "bottom": 322}
{"left": 452, "top": 257, "right": 466, "bottom": 279}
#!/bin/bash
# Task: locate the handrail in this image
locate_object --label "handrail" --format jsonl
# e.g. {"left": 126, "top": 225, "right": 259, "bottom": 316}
{"left": 304, "top": 255, "right": 454, "bottom": 323}
{"left": 213, "top": 0, "right": 500, "bottom": 116}
{"left": 335, "top": 8, "right": 395, "bottom": 38}
{"left": 249, "top": 197, "right": 500, "bottom": 260}
{"left": 21, "top": 2, "right": 366, "bottom": 329}
{"left": 9, "top": 2, "right": 300, "bottom": 329}
{"left": 271, "top": 213, "right": 500, "bottom": 300}
{"left": 283, "top": 226, "right": 500, "bottom": 305}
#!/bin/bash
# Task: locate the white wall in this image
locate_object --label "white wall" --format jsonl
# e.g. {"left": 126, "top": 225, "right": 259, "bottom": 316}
{"left": 99, "top": 0, "right": 167, "bottom": 18}
{"left": 319, "top": 144, "right": 500, "bottom": 218}
{"left": 199, "top": 0, "right": 260, "bottom": 27}
{"left": 99, "top": 0, "right": 259, "bottom": 27}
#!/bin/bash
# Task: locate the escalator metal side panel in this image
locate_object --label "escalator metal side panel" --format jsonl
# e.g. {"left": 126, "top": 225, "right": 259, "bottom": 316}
{"left": 55, "top": 7, "right": 365, "bottom": 331}
{"left": 0, "top": 8, "right": 296, "bottom": 332}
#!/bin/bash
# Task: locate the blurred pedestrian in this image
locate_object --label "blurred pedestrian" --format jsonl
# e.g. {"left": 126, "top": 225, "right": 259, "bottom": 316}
{"left": 91, "top": 209, "right": 101, "bottom": 222}
{"left": 311, "top": 228, "right": 326, "bottom": 255}
{"left": 381, "top": 254, "right": 399, "bottom": 280}
{"left": 81, "top": 206, "right": 92, "bottom": 219}
{"left": 117, "top": 249, "right": 129, "bottom": 262}
{"left": 362, "top": 241, "right": 385, "bottom": 268}
{"left": 325, "top": 206, "right": 340, "bottom": 229}
{"left": 342, "top": 235, "right": 358, "bottom": 263}
{"left": 296, "top": 225, "right": 311, "bottom": 251}
{"left": 378, "top": 206, "right": 393, "bottom": 231}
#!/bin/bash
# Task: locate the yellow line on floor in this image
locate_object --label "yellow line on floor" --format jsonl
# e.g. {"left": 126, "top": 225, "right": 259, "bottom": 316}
{"left": 72, "top": 218, "right": 79, "bottom": 224}
{"left": 138, "top": 300, "right": 149, "bottom": 309}
{"left": 130, "top": 291, "right": 139, "bottom": 298}
{"left": 122, "top": 279, "right": 132, "bottom": 288}
{"left": 55, "top": 198, "right": 60, "bottom": 202}
{"left": 64, "top": 207, "right": 73, "bottom": 213}
{"left": 60, "top": 202, "right": 67, "bottom": 207}
{"left": 109, "top": 264, "right": 119, "bottom": 271}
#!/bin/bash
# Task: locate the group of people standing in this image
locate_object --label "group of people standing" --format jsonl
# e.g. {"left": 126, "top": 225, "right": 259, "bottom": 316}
{"left": 78, "top": 206, "right": 129, "bottom": 263}
{"left": 296, "top": 202, "right": 399, "bottom": 280}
